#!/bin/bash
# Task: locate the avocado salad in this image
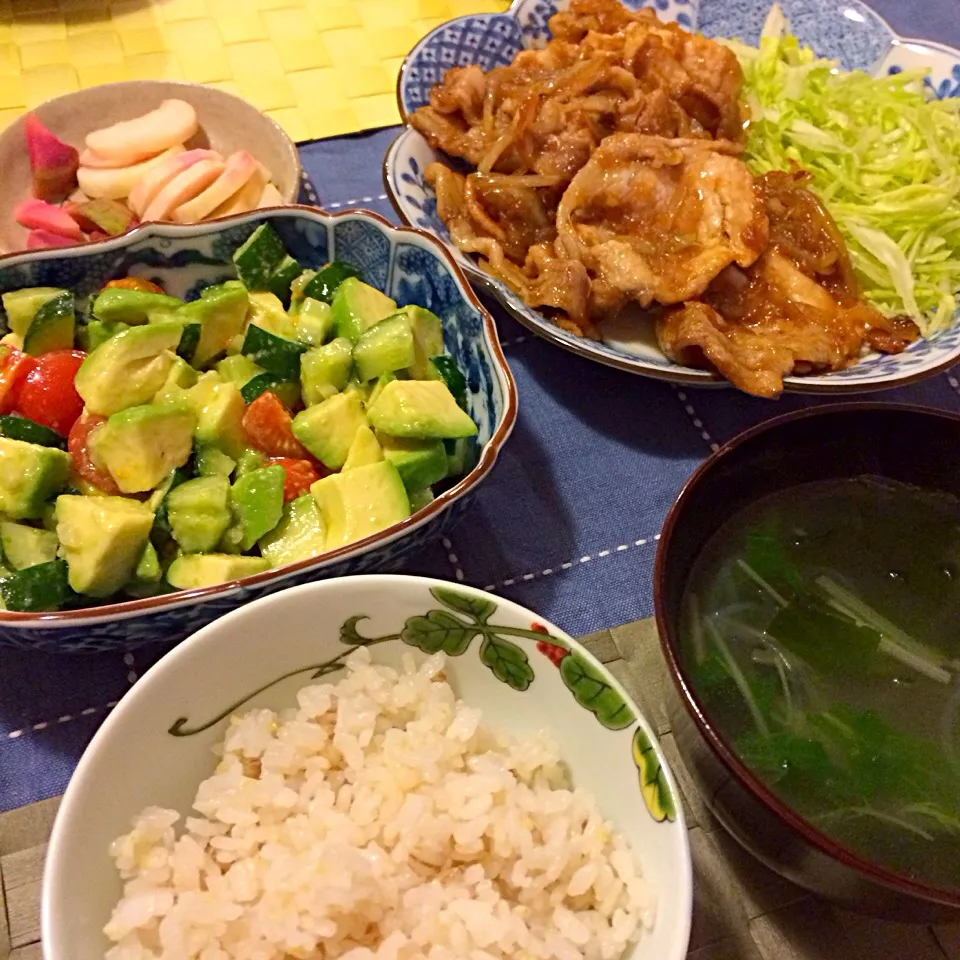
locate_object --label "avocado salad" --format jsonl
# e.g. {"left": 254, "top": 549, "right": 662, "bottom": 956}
{"left": 0, "top": 223, "right": 479, "bottom": 612}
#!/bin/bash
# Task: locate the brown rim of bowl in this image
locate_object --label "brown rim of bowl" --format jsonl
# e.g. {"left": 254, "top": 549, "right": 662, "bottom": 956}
{"left": 4, "top": 80, "right": 302, "bottom": 208}
{"left": 653, "top": 401, "right": 960, "bottom": 911}
{"left": 0, "top": 204, "right": 518, "bottom": 627}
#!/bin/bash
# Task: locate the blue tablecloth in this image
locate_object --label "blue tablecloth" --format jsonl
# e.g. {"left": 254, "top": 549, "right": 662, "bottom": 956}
{"left": 3, "top": 0, "right": 960, "bottom": 813}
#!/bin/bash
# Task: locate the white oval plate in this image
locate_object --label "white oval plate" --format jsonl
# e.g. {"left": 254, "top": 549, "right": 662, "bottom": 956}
{"left": 385, "top": 0, "right": 960, "bottom": 393}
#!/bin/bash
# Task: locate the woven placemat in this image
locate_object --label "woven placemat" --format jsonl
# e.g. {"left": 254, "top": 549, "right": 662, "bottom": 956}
{"left": 0, "top": 0, "right": 508, "bottom": 140}
{"left": 2, "top": 618, "right": 959, "bottom": 959}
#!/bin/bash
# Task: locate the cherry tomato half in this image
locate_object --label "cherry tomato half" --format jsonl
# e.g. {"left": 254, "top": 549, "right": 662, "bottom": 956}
{"left": 15, "top": 350, "right": 86, "bottom": 435}
{"left": 68, "top": 412, "right": 120, "bottom": 495}
{"left": 242, "top": 391, "right": 314, "bottom": 460}
{"left": 267, "top": 457, "right": 325, "bottom": 502}
{"left": 0, "top": 345, "right": 36, "bottom": 414}
{"left": 102, "top": 277, "right": 165, "bottom": 294}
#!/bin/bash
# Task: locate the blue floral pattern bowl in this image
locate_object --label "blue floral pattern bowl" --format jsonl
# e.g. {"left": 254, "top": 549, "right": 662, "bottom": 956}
{"left": 385, "top": 0, "right": 960, "bottom": 393}
{"left": 0, "top": 208, "right": 517, "bottom": 653}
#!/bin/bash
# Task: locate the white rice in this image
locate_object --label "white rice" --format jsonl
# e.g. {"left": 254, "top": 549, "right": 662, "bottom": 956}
{"left": 104, "top": 648, "right": 656, "bottom": 960}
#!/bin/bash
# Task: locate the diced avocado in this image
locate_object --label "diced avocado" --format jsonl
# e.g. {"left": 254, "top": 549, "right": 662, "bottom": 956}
{"left": 75, "top": 321, "right": 183, "bottom": 416}
{"left": 409, "top": 487, "right": 435, "bottom": 512}
{"left": 378, "top": 434, "right": 448, "bottom": 492}
{"left": 246, "top": 291, "right": 294, "bottom": 339}
{"left": 196, "top": 444, "right": 236, "bottom": 478}
{"left": 267, "top": 255, "right": 302, "bottom": 306}
{"left": 0, "top": 559, "right": 71, "bottom": 611}
{"left": 0, "top": 332, "right": 22, "bottom": 350}
{"left": 134, "top": 540, "right": 162, "bottom": 583}
{"left": 394, "top": 305, "right": 444, "bottom": 379}
{"left": 310, "top": 460, "right": 410, "bottom": 550}
{"left": 428, "top": 355, "right": 468, "bottom": 409}
{"left": 217, "top": 354, "right": 263, "bottom": 390}
{"left": 89, "top": 400, "right": 196, "bottom": 494}
{"left": 154, "top": 355, "right": 199, "bottom": 402}
{"left": 0, "top": 414, "right": 65, "bottom": 448}
{"left": 289, "top": 297, "right": 333, "bottom": 347}
{"left": 367, "top": 380, "right": 477, "bottom": 440}
{"left": 290, "top": 268, "right": 316, "bottom": 305}
{"left": 0, "top": 438, "right": 70, "bottom": 519}
{"left": 242, "top": 322, "right": 306, "bottom": 380}
{"left": 353, "top": 313, "right": 415, "bottom": 382}
{"left": 90, "top": 288, "right": 183, "bottom": 324}
{"left": 186, "top": 374, "right": 247, "bottom": 459}
{"left": 78, "top": 319, "right": 129, "bottom": 352}
{"left": 292, "top": 392, "right": 367, "bottom": 470}
{"left": 331, "top": 278, "right": 397, "bottom": 343}
{"left": 55, "top": 494, "right": 154, "bottom": 597}
{"left": 2, "top": 287, "right": 65, "bottom": 338}
{"left": 0, "top": 521, "right": 58, "bottom": 570}
{"left": 230, "top": 465, "right": 285, "bottom": 550}
{"left": 446, "top": 436, "right": 478, "bottom": 477}
{"left": 23, "top": 291, "right": 75, "bottom": 356}
{"left": 302, "top": 261, "right": 361, "bottom": 304}
{"left": 166, "top": 476, "right": 232, "bottom": 553}
{"left": 232, "top": 223, "right": 287, "bottom": 291}
{"left": 258, "top": 493, "right": 326, "bottom": 567}
{"left": 167, "top": 553, "right": 270, "bottom": 589}
{"left": 179, "top": 281, "right": 250, "bottom": 368}
{"left": 367, "top": 371, "right": 397, "bottom": 408}
{"left": 300, "top": 337, "right": 353, "bottom": 405}
{"left": 234, "top": 446, "right": 266, "bottom": 479}
{"left": 342, "top": 425, "right": 383, "bottom": 470}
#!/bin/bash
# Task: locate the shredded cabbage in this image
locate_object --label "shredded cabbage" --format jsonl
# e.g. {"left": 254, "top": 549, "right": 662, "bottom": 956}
{"left": 724, "top": 6, "right": 960, "bottom": 334}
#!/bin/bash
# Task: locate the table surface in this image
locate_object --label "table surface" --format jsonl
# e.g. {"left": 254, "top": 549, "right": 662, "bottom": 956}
{"left": 3, "top": 616, "right": 960, "bottom": 960}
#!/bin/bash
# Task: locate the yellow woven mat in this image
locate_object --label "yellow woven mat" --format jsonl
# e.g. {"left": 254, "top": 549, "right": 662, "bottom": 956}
{"left": 0, "top": 0, "right": 509, "bottom": 141}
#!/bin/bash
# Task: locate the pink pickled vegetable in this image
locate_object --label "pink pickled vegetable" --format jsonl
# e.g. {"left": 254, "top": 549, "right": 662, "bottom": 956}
{"left": 14, "top": 198, "right": 84, "bottom": 241}
{"left": 26, "top": 229, "right": 78, "bottom": 249}
{"left": 24, "top": 114, "right": 80, "bottom": 203}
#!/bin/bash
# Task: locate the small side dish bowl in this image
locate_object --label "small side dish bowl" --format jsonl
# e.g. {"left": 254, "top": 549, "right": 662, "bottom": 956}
{"left": 0, "top": 208, "right": 516, "bottom": 653}
{"left": 0, "top": 80, "right": 302, "bottom": 254}
{"left": 41, "top": 575, "right": 692, "bottom": 960}
{"left": 654, "top": 403, "right": 960, "bottom": 921}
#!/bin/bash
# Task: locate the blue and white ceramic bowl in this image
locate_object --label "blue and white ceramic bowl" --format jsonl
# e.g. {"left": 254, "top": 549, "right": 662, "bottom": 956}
{"left": 0, "top": 208, "right": 517, "bottom": 653}
{"left": 385, "top": 0, "right": 960, "bottom": 392}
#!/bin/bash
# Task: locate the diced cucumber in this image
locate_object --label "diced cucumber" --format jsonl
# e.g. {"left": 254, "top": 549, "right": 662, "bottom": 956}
{"left": 446, "top": 436, "right": 478, "bottom": 476}
{"left": 289, "top": 297, "right": 333, "bottom": 346}
{"left": 399, "top": 305, "right": 444, "bottom": 379}
{"left": 23, "top": 291, "right": 74, "bottom": 356}
{"left": 409, "top": 487, "right": 435, "bottom": 511}
{"left": 2, "top": 287, "right": 65, "bottom": 338}
{"left": 302, "top": 261, "right": 361, "bottom": 304}
{"left": 217, "top": 354, "right": 263, "bottom": 390}
{"left": 427, "top": 355, "right": 468, "bottom": 409}
{"left": 232, "top": 223, "right": 287, "bottom": 291}
{"left": 179, "top": 281, "right": 250, "bottom": 369}
{"left": 78, "top": 319, "right": 129, "bottom": 352}
{"left": 234, "top": 446, "right": 267, "bottom": 479}
{"left": 177, "top": 323, "right": 201, "bottom": 361}
{"left": 0, "top": 558, "right": 71, "bottom": 611}
{"left": 239, "top": 373, "right": 300, "bottom": 409}
{"left": 196, "top": 444, "right": 236, "bottom": 478}
{"left": 0, "top": 415, "right": 65, "bottom": 448}
{"left": 0, "top": 521, "right": 59, "bottom": 570}
{"left": 331, "top": 278, "right": 397, "bottom": 343}
{"left": 241, "top": 323, "right": 307, "bottom": 380}
{"left": 300, "top": 337, "right": 353, "bottom": 405}
{"left": 267, "top": 255, "right": 302, "bottom": 307}
{"left": 290, "top": 269, "right": 316, "bottom": 304}
{"left": 367, "top": 371, "right": 397, "bottom": 408}
{"left": 353, "top": 313, "right": 415, "bottom": 382}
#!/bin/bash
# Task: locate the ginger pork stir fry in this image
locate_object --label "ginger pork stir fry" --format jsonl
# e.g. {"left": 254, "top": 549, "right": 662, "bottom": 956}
{"left": 410, "top": 0, "right": 920, "bottom": 396}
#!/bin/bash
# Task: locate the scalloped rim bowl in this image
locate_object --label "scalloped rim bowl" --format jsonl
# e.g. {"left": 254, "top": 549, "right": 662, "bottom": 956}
{"left": 384, "top": 0, "right": 960, "bottom": 393}
{"left": 41, "top": 574, "right": 693, "bottom": 960}
{"left": 0, "top": 206, "right": 517, "bottom": 649}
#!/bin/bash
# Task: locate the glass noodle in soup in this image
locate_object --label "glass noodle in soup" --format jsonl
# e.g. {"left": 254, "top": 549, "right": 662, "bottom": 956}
{"left": 680, "top": 477, "right": 960, "bottom": 891}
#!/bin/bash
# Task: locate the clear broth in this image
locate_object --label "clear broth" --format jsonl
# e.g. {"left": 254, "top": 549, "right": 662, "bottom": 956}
{"left": 680, "top": 477, "right": 960, "bottom": 891}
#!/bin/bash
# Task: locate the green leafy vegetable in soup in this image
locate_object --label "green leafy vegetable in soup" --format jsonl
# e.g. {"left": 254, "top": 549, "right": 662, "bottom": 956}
{"left": 681, "top": 477, "right": 960, "bottom": 890}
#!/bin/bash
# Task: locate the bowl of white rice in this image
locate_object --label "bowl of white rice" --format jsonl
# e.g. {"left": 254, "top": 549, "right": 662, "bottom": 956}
{"left": 42, "top": 575, "right": 693, "bottom": 960}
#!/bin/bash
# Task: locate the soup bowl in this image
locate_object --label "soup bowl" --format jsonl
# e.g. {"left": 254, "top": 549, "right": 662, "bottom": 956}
{"left": 42, "top": 574, "right": 693, "bottom": 960}
{"left": 654, "top": 403, "right": 960, "bottom": 921}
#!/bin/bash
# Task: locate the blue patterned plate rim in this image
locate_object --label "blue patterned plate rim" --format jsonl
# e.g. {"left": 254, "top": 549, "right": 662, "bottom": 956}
{"left": 387, "top": 0, "right": 960, "bottom": 393}
{"left": 0, "top": 205, "right": 518, "bottom": 627}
